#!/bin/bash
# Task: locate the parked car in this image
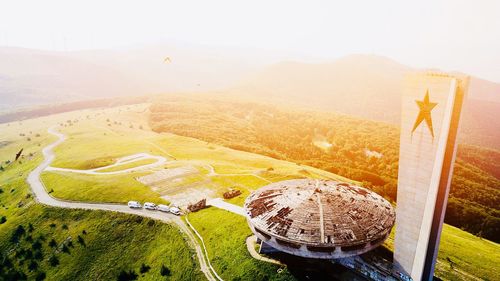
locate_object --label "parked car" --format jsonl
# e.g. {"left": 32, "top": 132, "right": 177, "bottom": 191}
{"left": 169, "top": 206, "right": 181, "bottom": 215}
{"left": 158, "top": 204, "right": 170, "bottom": 212}
{"left": 144, "top": 202, "right": 157, "bottom": 210}
{"left": 128, "top": 201, "right": 142, "bottom": 208}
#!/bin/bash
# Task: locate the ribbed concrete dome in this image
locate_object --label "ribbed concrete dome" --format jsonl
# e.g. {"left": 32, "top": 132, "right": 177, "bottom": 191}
{"left": 244, "top": 179, "right": 395, "bottom": 259}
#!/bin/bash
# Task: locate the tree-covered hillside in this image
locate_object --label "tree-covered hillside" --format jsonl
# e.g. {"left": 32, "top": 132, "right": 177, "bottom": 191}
{"left": 149, "top": 98, "right": 500, "bottom": 242}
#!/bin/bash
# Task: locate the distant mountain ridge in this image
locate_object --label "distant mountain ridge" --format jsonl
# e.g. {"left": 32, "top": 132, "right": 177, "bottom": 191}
{"left": 232, "top": 54, "right": 500, "bottom": 150}
{"left": 0, "top": 45, "right": 273, "bottom": 111}
{"left": 1, "top": 47, "right": 498, "bottom": 149}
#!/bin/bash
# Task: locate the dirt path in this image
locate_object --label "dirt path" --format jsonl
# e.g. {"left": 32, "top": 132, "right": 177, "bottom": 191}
{"left": 27, "top": 126, "right": 219, "bottom": 281}
{"left": 245, "top": 236, "right": 283, "bottom": 266}
{"left": 45, "top": 152, "right": 168, "bottom": 175}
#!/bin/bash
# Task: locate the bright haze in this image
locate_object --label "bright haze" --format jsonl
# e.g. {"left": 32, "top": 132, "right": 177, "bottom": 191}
{"left": 0, "top": 0, "right": 499, "bottom": 123}
{"left": 1, "top": 0, "right": 499, "bottom": 80}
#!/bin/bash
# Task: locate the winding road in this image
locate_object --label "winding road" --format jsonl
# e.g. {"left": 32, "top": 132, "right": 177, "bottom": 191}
{"left": 27, "top": 126, "right": 219, "bottom": 281}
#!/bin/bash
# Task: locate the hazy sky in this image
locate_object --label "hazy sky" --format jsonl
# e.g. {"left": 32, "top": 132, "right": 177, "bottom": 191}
{"left": 1, "top": 0, "right": 499, "bottom": 82}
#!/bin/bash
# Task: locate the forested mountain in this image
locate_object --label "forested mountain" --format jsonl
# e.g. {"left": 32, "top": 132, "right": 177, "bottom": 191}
{"left": 149, "top": 97, "right": 500, "bottom": 242}
{"left": 232, "top": 55, "right": 500, "bottom": 150}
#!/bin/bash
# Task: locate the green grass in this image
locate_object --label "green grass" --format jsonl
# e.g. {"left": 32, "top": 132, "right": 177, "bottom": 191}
{"left": 44, "top": 115, "right": 352, "bottom": 205}
{"left": 1, "top": 206, "right": 203, "bottom": 281}
{"left": 187, "top": 207, "right": 296, "bottom": 281}
{"left": 0, "top": 115, "right": 202, "bottom": 281}
{"left": 40, "top": 171, "right": 167, "bottom": 204}
{"left": 382, "top": 224, "right": 499, "bottom": 281}
{"left": 2, "top": 105, "right": 498, "bottom": 281}
{"left": 95, "top": 158, "right": 157, "bottom": 173}
{"left": 51, "top": 125, "right": 168, "bottom": 170}
{"left": 434, "top": 224, "right": 500, "bottom": 280}
{"left": 188, "top": 206, "right": 500, "bottom": 281}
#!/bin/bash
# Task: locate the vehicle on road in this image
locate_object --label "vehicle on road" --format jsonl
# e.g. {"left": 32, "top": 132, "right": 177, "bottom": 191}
{"left": 158, "top": 204, "right": 170, "bottom": 212}
{"left": 170, "top": 206, "right": 181, "bottom": 215}
{"left": 128, "top": 201, "right": 142, "bottom": 208}
{"left": 144, "top": 202, "right": 158, "bottom": 210}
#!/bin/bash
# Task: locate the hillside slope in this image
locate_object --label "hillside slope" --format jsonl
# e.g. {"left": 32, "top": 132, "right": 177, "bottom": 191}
{"left": 0, "top": 119, "right": 203, "bottom": 280}
{"left": 149, "top": 97, "right": 500, "bottom": 243}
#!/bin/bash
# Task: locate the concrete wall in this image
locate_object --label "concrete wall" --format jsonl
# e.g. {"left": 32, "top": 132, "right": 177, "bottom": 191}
{"left": 394, "top": 73, "right": 468, "bottom": 280}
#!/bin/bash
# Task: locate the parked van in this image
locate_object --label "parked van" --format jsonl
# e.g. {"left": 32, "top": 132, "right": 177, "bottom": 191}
{"left": 169, "top": 206, "right": 181, "bottom": 215}
{"left": 128, "top": 201, "right": 142, "bottom": 208}
{"left": 158, "top": 204, "right": 170, "bottom": 212}
{"left": 144, "top": 202, "right": 157, "bottom": 210}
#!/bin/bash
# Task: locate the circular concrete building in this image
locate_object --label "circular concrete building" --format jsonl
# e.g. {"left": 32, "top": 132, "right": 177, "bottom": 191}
{"left": 244, "top": 179, "right": 395, "bottom": 259}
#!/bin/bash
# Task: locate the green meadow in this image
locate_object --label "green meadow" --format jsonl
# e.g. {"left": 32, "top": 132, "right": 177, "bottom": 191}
{"left": 1, "top": 105, "right": 498, "bottom": 281}
{"left": 0, "top": 115, "right": 203, "bottom": 280}
{"left": 40, "top": 171, "right": 167, "bottom": 204}
{"left": 187, "top": 207, "right": 295, "bottom": 281}
{"left": 189, "top": 207, "right": 500, "bottom": 281}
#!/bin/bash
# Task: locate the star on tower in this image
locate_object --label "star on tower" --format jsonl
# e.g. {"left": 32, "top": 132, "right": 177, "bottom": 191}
{"left": 412, "top": 90, "right": 437, "bottom": 138}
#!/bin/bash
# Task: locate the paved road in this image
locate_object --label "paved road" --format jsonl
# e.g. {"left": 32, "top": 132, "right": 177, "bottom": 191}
{"left": 207, "top": 198, "right": 247, "bottom": 216}
{"left": 27, "top": 126, "right": 218, "bottom": 281}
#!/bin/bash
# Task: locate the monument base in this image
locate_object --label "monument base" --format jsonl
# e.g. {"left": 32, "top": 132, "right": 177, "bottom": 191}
{"left": 257, "top": 240, "right": 412, "bottom": 281}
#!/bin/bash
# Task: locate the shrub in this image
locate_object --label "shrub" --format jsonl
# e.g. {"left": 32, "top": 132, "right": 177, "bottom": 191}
{"left": 160, "top": 265, "right": 171, "bottom": 276}
{"left": 48, "top": 255, "right": 59, "bottom": 267}
{"left": 24, "top": 235, "right": 33, "bottom": 242}
{"left": 62, "top": 244, "right": 70, "bottom": 254}
{"left": 28, "top": 260, "right": 38, "bottom": 271}
{"left": 77, "top": 235, "right": 85, "bottom": 247}
{"left": 32, "top": 240, "right": 42, "bottom": 250}
{"left": 11, "top": 225, "right": 26, "bottom": 242}
{"left": 33, "top": 250, "right": 43, "bottom": 261}
{"left": 35, "top": 272, "right": 46, "bottom": 281}
{"left": 117, "top": 270, "right": 138, "bottom": 281}
{"left": 48, "top": 239, "right": 57, "bottom": 248}
{"left": 140, "top": 263, "right": 151, "bottom": 274}
{"left": 0, "top": 216, "right": 6, "bottom": 224}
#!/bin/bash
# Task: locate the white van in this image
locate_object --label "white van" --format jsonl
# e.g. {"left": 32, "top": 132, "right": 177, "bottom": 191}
{"left": 128, "top": 201, "right": 142, "bottom": 208}
{"left": 158, "top": 204, "right": 170, "bottom": 212}
{"left": 144, "top": 202, "right": 157, "bottom": 210}
{"left": 169, "top": 206, "right": 181, "bottom": 215}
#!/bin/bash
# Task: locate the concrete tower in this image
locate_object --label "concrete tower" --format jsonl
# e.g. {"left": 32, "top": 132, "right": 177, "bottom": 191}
{"left": 394, "top": 73, "right": 469, "bottom": 280}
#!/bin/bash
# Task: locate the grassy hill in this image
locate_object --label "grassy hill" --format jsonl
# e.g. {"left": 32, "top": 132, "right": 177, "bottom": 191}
{"left": 188, "top": 207, "right": 500, "bottom": 281}
{"left": 0, "top": 110, "right": 203, "bottom": 281}
{"left": 36, "top": 105, "right": 350, "bottom": 206}
{"left": 1, "top": 103, "right": 498, "bottom": 280}
{"left": 149, "top": 97, "right": 500, "bottom": 243}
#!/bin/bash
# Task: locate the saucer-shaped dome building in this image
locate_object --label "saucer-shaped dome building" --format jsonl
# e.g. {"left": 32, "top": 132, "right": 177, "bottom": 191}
{"left": 244, "top": 179, "right": 395, "bottom": 259}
